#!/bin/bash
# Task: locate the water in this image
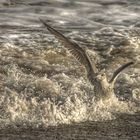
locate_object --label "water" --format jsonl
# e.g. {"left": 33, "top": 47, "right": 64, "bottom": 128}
{"left": 0, "top": 0, "right": 140, "bottom": 139}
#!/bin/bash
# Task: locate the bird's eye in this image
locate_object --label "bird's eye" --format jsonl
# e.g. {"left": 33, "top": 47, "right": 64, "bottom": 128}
{"left": 101, "top": 73, "right": 104, "bottom": 76}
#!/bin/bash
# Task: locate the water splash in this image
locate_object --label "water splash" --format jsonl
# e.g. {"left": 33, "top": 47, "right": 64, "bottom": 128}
{"left": 0, "top": 25, "right": 139, "bottom": 129}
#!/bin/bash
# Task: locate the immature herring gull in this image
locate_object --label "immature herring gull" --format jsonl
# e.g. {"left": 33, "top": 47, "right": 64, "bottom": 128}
{"left": 40, "top": 19, "right": 134, "bottom": 99}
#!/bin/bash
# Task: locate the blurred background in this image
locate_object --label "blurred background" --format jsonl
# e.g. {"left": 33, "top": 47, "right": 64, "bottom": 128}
{"left": 0, "top": 0, "right": 140, "bottom": 30}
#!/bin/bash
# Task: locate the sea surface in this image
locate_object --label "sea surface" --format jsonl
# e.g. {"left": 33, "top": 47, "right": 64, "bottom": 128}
{"left": 0, "top": 0, "right": 140, "bottom": 139}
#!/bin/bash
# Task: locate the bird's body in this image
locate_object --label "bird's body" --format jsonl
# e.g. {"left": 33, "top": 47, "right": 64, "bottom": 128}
{"left": 40, "top": 19, "right": 134, "bottom": 100}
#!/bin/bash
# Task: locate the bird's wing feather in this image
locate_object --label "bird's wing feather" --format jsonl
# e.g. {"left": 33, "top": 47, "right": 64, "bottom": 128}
{"left": 109, "top": 61, "right": 134, "bottom": 83}
{"left": 40, "top": 19, "right": 88, "bottom": 65}
{"left": 40, "top": 19, "right": 98, "bottom": 83}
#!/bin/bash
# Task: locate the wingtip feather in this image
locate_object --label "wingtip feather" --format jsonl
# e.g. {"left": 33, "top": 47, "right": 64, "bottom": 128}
{"left": 109, "top": 61, "right": 134, "bottom": 83}
{"left": 39, "top": 18, "right": 53, "bottom": 30}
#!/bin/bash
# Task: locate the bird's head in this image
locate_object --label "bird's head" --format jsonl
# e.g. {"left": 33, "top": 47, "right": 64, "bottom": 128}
{"left": 97, "top": 73, "right": 106, "bottom": 80}
{"left": 97, "top": 69, "right": 108, "bottom": 82}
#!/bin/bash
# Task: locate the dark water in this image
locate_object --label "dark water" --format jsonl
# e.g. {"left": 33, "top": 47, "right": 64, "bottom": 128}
{"left": 0, "top": 113, "right": 139, "bottom": 140}
{"left": 0, "top": 0, "right": 140, "bottom": 139}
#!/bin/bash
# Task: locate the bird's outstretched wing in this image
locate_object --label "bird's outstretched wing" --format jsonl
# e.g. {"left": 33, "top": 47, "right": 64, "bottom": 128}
{"left": 40, "top": 19, "right": 98, "bottom": 84}
{"left": 109, "top": 61, "right": 134, "bottom": 83}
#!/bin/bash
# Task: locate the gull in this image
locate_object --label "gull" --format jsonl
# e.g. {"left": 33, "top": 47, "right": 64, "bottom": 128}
{"left": 40, "top": 19, "right": 134, "bottom": 99}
